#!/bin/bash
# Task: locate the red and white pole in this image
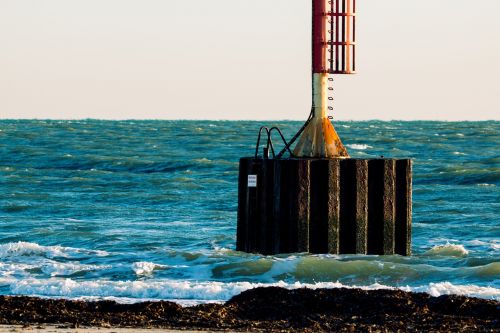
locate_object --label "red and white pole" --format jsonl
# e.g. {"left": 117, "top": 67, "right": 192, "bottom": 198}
{"left": 294, "top": 0, "right": 355, "bottom": 158}
{"left": 312, "top": 0, "right": 330, "bottom": 120}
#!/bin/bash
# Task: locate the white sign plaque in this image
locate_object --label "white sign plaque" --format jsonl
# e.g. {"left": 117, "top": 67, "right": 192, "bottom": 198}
{"left": 248, "top": 175, "right": 257, "bottom": 188}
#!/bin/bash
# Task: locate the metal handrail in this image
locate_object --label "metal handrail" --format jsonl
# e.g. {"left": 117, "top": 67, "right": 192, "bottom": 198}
{"left": 276, "top": 108, "right": 314, "bottom": 159}
{"left": 254, "top": 126, "right": 276, "bottom": 159}
{"left": 270, "top": 127, "right": 294, "bottom": 159}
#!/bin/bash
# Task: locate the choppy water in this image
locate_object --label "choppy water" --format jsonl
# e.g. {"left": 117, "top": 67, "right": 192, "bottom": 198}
{"left": 0, "top": 120, "right": 498, "bottom": 304}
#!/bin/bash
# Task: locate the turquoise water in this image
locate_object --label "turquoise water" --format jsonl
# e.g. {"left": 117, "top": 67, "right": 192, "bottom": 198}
{"left": 0, "top": 120, "right": 498, "bottom": 303}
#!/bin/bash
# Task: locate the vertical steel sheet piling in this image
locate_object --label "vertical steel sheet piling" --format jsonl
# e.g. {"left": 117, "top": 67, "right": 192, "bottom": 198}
{"left": 289, "top": 160, "right": 311, "bottom": 253}
{"left": 237, "top": 158, "right": 412, "bottom": 255}
{"left": 310, "top": 160, "right": 341, "bottom": 254}
{"left": 257, "top": 160, "right": 275, "bottom": 255}
{"left": 325, "top": 160, "right": 341, "bottom": 254}
{"left": 354, "top": 160, "right": 369, "bottom": 254}
{"left": 339, "top": 159, "right": 368, "bottom": 254}
{"left": 272, "top": 161, "right": 284, "bottom": 254}
{"left": 396, "top": 160, "right": 413, "bottom": 256}
{"left": 246, "top": 159, "right": 260, "bottom": 253}
{"left": 368, "top": 160, "right": 396, "bottom": 255}
{"left": 236, "top": 158, "right": 249, "bottom": 252}
{"left": 382, "top": 160, "right": 396, "bottom": 254}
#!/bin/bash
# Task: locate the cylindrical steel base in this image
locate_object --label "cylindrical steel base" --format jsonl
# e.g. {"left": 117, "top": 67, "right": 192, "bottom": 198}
{"left": 237, "top": 158, "right": 412, "bottom": 256}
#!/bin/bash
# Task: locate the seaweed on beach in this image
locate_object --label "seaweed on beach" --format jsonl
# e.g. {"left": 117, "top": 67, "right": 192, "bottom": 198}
{"left": 0, "top": 288, "right": 498, "bottom": 332}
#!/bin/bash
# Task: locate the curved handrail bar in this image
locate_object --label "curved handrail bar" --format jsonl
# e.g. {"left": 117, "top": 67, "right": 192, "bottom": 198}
{"left": 270, "top": 127, "right": 294, "bottom": 159}
{"left": 254, "top": 126, "right": 273, "bottom": 159}
{"left": 276, "top": 108, "right": 314, "bottom": 158}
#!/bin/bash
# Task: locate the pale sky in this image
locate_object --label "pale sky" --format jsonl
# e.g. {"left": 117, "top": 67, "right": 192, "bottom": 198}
{"left": 1, "top": 0, "right": 499, "bottom": 120}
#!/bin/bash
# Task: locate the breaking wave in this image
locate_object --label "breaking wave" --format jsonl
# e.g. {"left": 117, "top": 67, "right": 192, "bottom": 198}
{"left": 346, "top": 144, "right": 373, "bottom": 150}
{"left": 3, "top": 278, "right": 499, "bottom": 303}
{"left": 424, "top": 244, "right": 469, "bottom": 257}
{"left": 0, "top": 242, "right": 109, "bottom": 259}
{"left": 132, "top": 262, "right": 169, "bottom": 276}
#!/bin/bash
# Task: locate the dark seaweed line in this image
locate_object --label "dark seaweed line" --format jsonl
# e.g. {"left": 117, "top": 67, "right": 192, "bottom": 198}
{"left": 0, "top": 287, "right": 498, "bottom": 332}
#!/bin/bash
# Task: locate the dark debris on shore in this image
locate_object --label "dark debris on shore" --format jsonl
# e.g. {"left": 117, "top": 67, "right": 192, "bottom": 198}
{"left": 0, "top": 287, "right": 498, "bottom": 332}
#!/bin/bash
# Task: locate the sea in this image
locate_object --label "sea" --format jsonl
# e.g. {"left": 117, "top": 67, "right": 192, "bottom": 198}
{"left": 0, "top": 120, "right": 498, "bottom": 305}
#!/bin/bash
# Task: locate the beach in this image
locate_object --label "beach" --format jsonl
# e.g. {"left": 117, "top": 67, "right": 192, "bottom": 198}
{"left": 1, "top": 327, "right": 206, "bottom": 333}
{"left": 0, "top": 287, "right": 498, "bottom": 332}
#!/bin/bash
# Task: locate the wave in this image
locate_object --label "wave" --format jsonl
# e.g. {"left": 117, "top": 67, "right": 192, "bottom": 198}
{"left": 474, "top": 262, "right": 500, "bottom": 277}
{"left": 417, "top": 169, "right": 500, "bottom": 186}
{"left": 4, "top": 278, "right": 499, "bottom": 303}
{"left": 40, "top": 262, "right": 110, "bottom": 277}
{"left": 1, "top": 204, "right": 32, "bottom": 213}
{"left": 0, "top": 242, "right": 109, "bottom": 259}
{"left": 132, "top": 262, "right": 169, "bottom": 276}
{"left": 424, "top": 244, "right": 469, "bottom": 257}
{"left": 408, "top": 282, "right": 500, "bottom": 300}
{"left": 346, "top": 144, "right": 373, "bottom": 150}
{"left": 1, "top": 242, "right": 496, "bottom": 285}
{"left": 0, "top": 259, "right": 110, "bottom": 279}
{"left": 30, "top": 160, "right": 197, "bottom": 174}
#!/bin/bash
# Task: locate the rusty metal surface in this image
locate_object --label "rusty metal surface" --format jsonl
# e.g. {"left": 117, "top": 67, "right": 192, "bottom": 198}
{"left": 396, "top": 160, "right": 413, "bottom": 256}
{"left": 237, "top": 158, "right": 413, "bottom": 256}
{"left": 293, "top": 0, "right": 356, "bottom": 159}
{"left": 368, "top": 160, "right": 397, "bottom": 255}
{"left": 293, "top": 114, "right": 349, "bottom": 158}
{"left": 313, "top": 0, "right": 356, "bottom": 74}
{"left": 293, "top": 73, "right": 349, "bottom": 158}
{"left": 354, "top": 159, "right": 369, "bottom": 254}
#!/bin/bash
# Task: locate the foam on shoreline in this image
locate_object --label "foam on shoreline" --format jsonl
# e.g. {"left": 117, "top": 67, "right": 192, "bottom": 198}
{"left": 4, "top": 278, "right": 499, "bottom": 304}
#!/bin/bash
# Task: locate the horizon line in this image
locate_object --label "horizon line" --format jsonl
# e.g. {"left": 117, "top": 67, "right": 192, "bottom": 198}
{"left": 0, "top": 118, "right": 498, "bottom": 122}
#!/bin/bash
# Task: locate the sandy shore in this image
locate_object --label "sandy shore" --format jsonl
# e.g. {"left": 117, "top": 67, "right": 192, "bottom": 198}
{"left": 0, "top": 288, "right": 498, "bottom": 332}
{"left": 1, "top": 326, "right": 221, "bottom": 333}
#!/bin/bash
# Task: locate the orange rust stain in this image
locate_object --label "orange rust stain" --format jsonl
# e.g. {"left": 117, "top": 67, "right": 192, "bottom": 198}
{"left": 322, "top": 118, "right": 336, "bottom": 146}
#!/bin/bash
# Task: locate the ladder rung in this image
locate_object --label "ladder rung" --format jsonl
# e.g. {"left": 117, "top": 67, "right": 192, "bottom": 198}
{"left": 324, "top": 41, "right": 356, "bottom": 46}
{"left": 325, "top": 12, "right": 355, "bottom": 17}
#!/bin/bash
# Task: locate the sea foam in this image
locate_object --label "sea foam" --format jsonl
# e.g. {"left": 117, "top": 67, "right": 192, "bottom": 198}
{"left": 346, "top": 144, "right": 373, "bottom": 150}
{"left": 424, "top": 244, "right": 469, "bottom": 257}
{"left": 0, "top": 242, "right": 109, "bottom": 259}
{"left": 132, "top": 262, "right": 169, "bottom": 276}
{"left": 4, "top": 278, "right": 499, "bottom": 304}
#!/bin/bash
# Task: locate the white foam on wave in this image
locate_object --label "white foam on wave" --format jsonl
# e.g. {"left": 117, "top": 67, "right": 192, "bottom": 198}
{"left": 194, "top": 158, "right": 212, "bottom": 164}
{"left": 0, "top": 242, "right": 109, "bottom": 259}
{"left": 42, "top": 262, "right": 110, "bottom": 277}
{"left": 261, "top": 256, "right": 301, "bottom": 281}
{"left": 407, "top": 282, "right": 500, "bottom": 300}
{"left": 346, "top": 144, "right": 373, "bottom": 150}
{"left": 424, "top": 244, "right": 469, "bottom": 257}
{"left": 0, "top": 259, "right": 110, "bottom": 278}
{"left": 0, "top": 262, "right": 36, "bottom": 276}
{"left": 467, "top": 240, "right": 488, "bottom": 246}
{"left": 6, "top": 278, "right": 265, "bottom": 301}
{"left": 3, "top": 277, "right": 499, "bottom": 303}
{"left": 132, "top": 262, "right": 169, "bottom": 276}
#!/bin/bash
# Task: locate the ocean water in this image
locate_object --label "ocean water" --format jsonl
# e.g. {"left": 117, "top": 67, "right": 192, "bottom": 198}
{"left": 0, "top": 120, "right": 498, "bottom": 304}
